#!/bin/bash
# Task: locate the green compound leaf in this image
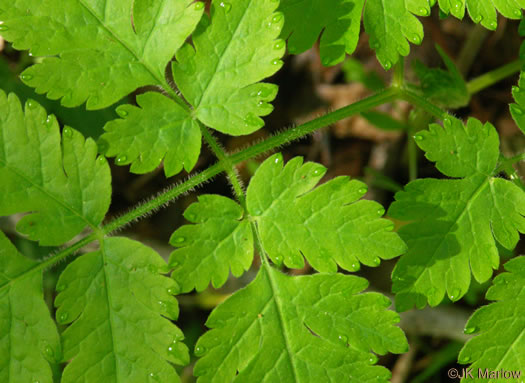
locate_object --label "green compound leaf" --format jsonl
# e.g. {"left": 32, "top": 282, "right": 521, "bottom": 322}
{"left": 100, "top": 92, "right": 201, "bottom": 177}
{"left": 0, "top": 231, "right": 61, "bottom": 383}
{"left": 0, "top": 0, "right": 203, "bottom": 109}
{"left": 170, "top": 154, "right": 406, "bottom": 292}
{"left": 0, "top": 91, "right": 111, "bottom": 246}
{"left": 170, "top": 195, "right": 254, "bottom": 292}
{"left": 413, "top": 45, "right": 469, "bottom": 109}
{"left": 389, "top": 116, "right": 525, "bottom": 311}
{"left": 247, "top": 154, "right": 406, "bottom": 273}
{"left": 172, "top": 0, "right": 285, "bottom": 135}
{"left": 363, "top": 0, "right": 426, "bottom": 69}
{"left": 55, "top": 237, "right": 187, "bottom": 383}
{"left": 458, "top": 256, "right": 525, "bottom": 381}
{"left": 194, "top": 266, "right": 407, "bottom": 382}
{"left": 279, "top": 0, "right": 365, "bottom": 66}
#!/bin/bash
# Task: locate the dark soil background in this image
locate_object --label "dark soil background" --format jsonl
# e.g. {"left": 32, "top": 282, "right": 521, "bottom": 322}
{"left": 1, "top": 7, "right": 524, "bottom": 383}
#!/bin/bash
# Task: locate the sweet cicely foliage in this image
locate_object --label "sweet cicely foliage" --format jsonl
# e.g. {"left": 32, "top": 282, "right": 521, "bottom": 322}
{"left": 0, "top": 0, "right": 524, "bottom": 382}
{"left": 458, "top": 256, "right": 525, "bottom": 380}
{"left": 390, "top": 116, "right": 525, "bottom": 310}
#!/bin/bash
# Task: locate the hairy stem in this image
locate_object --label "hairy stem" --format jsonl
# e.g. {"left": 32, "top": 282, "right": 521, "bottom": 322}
{"left": 102, "top": 162, "right": 224, "bottom": 235}
{"left": 39, "top": 89, "right": 400, "bottom": 272}
{"left": 201, "top": 125, "right": 247, "bottom": 206}
{"left": 229, "top": 88, "right": 400, "bottom": 163}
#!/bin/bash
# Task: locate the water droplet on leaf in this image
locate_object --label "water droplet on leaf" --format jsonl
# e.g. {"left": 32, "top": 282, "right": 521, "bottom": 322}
{"left": 27, "top": 100, "right": 37, "bottom": 109}
{"left": 411, "top": 34, "right": 421, "bottom": 44}
{"left": 271, "top": 13, "right": 283, "bottom": 23}
{"left": 472, "top": 14, "right": 482, "bottom": 23}
{"left": 392, "top": 275, "right": 405, "bottom": 283}
{"left": 489, "top": 21, "right": 497, "bottom": 30}
{"left": 116, "top": 155, "right": 127, "bottom": 164}
{"left": 274, "top": 255, "right": 283, "bottom": 266}
{"left": 0, "top": 25, "right": 8, "bottom": 32}
{"left": 158, "top": 301, "right": 167, "bottom": 310}
{"left": 219, "top": 1, "right": 231, "bottom": 12}
{"left": 149, "top": 372, "right": 160, "bottom": 382}
{"left": 44, "top": 346, "right": 54, "bottom": 358}
{"left": 167, "top": 285, "right": 179, "bottom": 295}
{"left": 167, "top": 344, "right": 178, "bottom": 357}
{"left": 419, "top": 7, "right": 429, "bottom": 16}
{"left": 195, "top": 345, "right": 206, "bottom": 357}
{"left": 372, "top": 257, "right": 380, "bottom": 266}
{"left": 58, "top": 312, "right": 68, "bottom": 324}
{"left": 449, "top": 289, "right": 461, "bottom": 301}
{"left": 443, "top": 117, "right": 452, "bottom": 128}
{"left": 45, "top": 115, "right": 54, "bottom": 127}
{"left": 270, "top": 58, "right": 281, "bottom": 66}
{"left": 349, "top": 263, "right": 360, "bottom": 272}
{"left": 368, "top": 354, "right": 379, "bottom": 364}
{"left": 414, "top": 135, "right": 423, "bottom": 141}
{"left": 377, "top": 207, "right": 385, "bottom": 216}
{"left": 463, "top": 326, "right": 477, "bottom": 334}
{"left": 62, "top": 127, "right": 73, "bottom": 138}
{"left": 194, "top": 2, "right": 204, "bottom": 10}
{"left": 337, "top": 334, "right": 348, "bottom": 344}
{"left": 459, "top": 355, "right": 471, "bottom": 364}
{"left": 383, "top": 61, "right": 392, "bottom": 70}
{"left": 173, "top": 236, "right": 185, "bottom": 244}
{"left": 56, "top": 283, "right": 66, "bottom": 292}
{"left": 117, "top": 109, "right": 128, "bottom": 118}
{"left": 21, "top": 73, "right": 33, "bottom": 81}
{"left": 273, "top": 39, "right": 284, "bottom": 50}
{"left": 358, "top": 187, "right": 368, "bottom": 195}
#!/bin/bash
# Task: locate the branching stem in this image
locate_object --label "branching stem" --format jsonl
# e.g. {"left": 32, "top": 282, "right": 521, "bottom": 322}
{"left": 32, "top": 55, "right": 525, "bottom": 272}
